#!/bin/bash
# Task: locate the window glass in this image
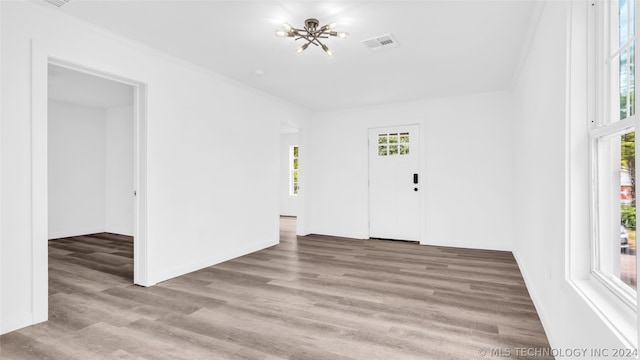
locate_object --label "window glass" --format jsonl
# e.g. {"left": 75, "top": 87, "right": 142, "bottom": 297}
{"left": 290, "top": 146, "right": 299, "bottom": 196}
{"left": 400, "top": 144, "right": 410, "bottom": 155}
{"left": 378, "top": 132, "right": 409, "bottom": 156}
{"left": 596, "top": 131, "right": 636, "bottom": 291}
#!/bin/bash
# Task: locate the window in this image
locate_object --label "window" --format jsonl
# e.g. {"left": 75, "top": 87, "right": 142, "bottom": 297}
{"left": 290, "top": 145, "right": 299, "bottom": 196}
{"left": 592, "top": 0, "right": 637, "bottom": 305}
{"left": 378, "top": 132, "right": 409, "bottom": 156}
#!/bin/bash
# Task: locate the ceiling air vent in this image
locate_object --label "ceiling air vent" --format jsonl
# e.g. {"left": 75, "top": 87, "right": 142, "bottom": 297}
{"left": 43, "top": 0, "right": 71, "bottom": 7}
{"left": 360, "top": 34, "right": 400, "bottom": 51}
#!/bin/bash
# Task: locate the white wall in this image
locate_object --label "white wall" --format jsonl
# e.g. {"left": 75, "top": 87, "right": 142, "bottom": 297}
{"left": 105, "top": 106, "right": 133, "bottom": 236}
{"left": 305, "top": 91, "right": 514, "bottom": 250}
{"left": 511, "top": 1, "right": 631, "bottom": 354}
{"left": 280, "top": 133, "right": 299, "bottom": 216}
{"left": 1, "top": 1, "right": 310, "bottom": 334}
{"left": 7, "top": 1, "right": 631, "bottom": 352}
{"left": 48, "top": 99, "right": 106, "bottom": 239}
{"left": 48, "top": 101, "right": 133, "bottom": 239}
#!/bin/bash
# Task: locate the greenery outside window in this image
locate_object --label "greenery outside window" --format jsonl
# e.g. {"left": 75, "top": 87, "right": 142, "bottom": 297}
{"left": 290, "top": 146, "right": 299, "bottom": 196}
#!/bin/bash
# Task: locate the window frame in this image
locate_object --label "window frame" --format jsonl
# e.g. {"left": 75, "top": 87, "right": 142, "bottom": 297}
{"left": 290, "top": 145, "right": 299, "bottom": 196}
{"left": 377, "top": 132, "right": 410, "bottom": 157}
{"left": 590, "top": 0, "right": 638, "bottom": 310}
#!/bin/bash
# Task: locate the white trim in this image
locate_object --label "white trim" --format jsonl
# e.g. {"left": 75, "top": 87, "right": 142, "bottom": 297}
{"left": 564, "top": 0, "right": 574, "bottom": 287}
{"left": 308, "top": 230, "right": 369, "bottom": 241}
{"left": 588, "top": 0, "right": 639, "bottom": 312}
{"left": 296, "top": 128, "right": 309, "bottom": 236}
{"left": 635, "top": 3, "right": 640, "bottom": 339}
{"left": 591, "top": 269, "right": 637, "bottom": 309}
{"left": 590, "top": 116, "right": 635, "bottom": 137}
{"left": 606, "top": 36, "right": 637, "bottom": 63}
{"left": 419, "top": 119, "right": 427, "bottom": 248}
{"left": 48, "top": 228, "right": 106, "bottom": 240}
{"left": 422, "top": 239, "right": 510, "bottom": 252}
{"left": 151, "top": 240, "right": 277, "bottom": 285}
{"left": 45, "top": 58, "right": 150, "bottom": 287}
{"left": 0, "top": 313, "right": 35, "bottom": 335}
{"left": 132, "top": 80, "right": 150, "bottom": 287}
{"left": 31, "top": 39, "right": 48, "bottom": 326}
{"left": 47, "top": 57, "right": 144, "bottom": 89}
{"left": 579, "top": 0, "right": 640, "bottom": 349}
{"left": 0, "top": 0, "right": 3, "bottom": 334}
{"left": 568, "top": 278, "right": 638, "bottom": 349}
{"left": 513, "top": 251, "right": 559, "bottom": 351}
{"left": 28, "top": 44, "right": 151, "bottom": 330}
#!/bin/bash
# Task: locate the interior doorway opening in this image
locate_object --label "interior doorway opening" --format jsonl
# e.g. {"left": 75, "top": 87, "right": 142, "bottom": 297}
{"left": 279, "top": 124, "right": 302, "bottom": 238}
{"left": 48, "top": 63, "right": 135, "bottom": 283}
{"left": 44, "top": 59, "right": 148, "bottom": 287}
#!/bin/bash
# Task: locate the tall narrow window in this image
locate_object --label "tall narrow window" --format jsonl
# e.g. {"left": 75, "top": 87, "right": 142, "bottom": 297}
{"left": 592, "top": 0, "right": 637, "bottom": 303}
{"left": 290, "top": 146, "right": 299, "bottom": 196}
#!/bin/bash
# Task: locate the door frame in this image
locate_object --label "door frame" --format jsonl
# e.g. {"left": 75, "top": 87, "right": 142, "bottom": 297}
{"left": 31, "top": 45, "right": 150, "bottom": 324}
{"left": 278, "top": 124, "right": 308, "bottom": 236}
{"left": 367, "top": 123, "right": 426, "bottom": 244}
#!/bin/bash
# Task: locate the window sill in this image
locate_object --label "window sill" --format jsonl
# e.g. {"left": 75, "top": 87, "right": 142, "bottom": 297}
{"left": 569, "top": 278, "right": 637, "bottom": 349}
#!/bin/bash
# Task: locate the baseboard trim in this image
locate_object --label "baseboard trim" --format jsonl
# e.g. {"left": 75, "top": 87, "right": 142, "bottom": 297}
{"left": 48, "top": 227, "right": 106, "bottom": 240}
{"left": 307, "top": 230, "right": 369, "bottom": 240}
{"left": 419, "top": 238, "right": 511, "bottom": 252}
{"left": 0, "top": 312, "right": 41, "bottom": 335}
{"left": 512, "top": 250, "right": 559, "bottom": 351}
{"left": 103, "top": 228, "right": 134, "bottom": 237}
{"left": 151, "top": 239, "right": 278, "bottom": 285}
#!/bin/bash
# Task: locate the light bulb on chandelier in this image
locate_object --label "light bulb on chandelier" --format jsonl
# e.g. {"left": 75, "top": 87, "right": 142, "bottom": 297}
{"left": 296, "top": 43, "right": 310, "bottom": 55}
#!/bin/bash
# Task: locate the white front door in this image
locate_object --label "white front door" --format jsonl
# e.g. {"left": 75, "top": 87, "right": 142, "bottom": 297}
{"left": 368, "top": 125, "right": 420, "bottom": 241}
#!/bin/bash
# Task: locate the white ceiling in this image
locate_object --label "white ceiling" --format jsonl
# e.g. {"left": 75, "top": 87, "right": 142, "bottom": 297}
{"left": 48, "top": 64, "right": 134, "bottom": 108}
{"left": 43, "top": 0, "right": 539, "bottom": 111}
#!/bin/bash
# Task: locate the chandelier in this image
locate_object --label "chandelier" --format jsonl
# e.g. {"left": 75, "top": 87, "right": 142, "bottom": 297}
{"left": 275, "top": 18, "right": 349, "bottom": 57}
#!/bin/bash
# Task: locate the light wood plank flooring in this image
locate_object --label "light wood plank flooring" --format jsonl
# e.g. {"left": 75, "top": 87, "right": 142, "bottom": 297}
{"left": 0, "top": 217, "right": 551, "bottom": 359}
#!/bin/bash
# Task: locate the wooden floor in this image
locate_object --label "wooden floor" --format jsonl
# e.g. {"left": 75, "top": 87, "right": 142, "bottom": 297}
{"left": 0, "top": 217, "right": 551, "bottom": 360}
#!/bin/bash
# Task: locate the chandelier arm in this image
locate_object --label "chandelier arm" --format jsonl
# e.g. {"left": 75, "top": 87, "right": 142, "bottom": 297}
{"left": 278, "top": 18, "right": 345, "bottom": 55}
{"left": 309, "top": 31, "right": 325, "bottom": 44}
{"left": 300, "top": 36, "right": 320, "bottom": 44}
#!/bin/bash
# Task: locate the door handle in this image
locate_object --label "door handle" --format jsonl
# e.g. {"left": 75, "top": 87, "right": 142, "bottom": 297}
{"left": 413, "top": 173, "right": 418, "bottom": 184}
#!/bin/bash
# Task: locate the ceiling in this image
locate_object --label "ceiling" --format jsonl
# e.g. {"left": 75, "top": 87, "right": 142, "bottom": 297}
{"left": 48, "top": 64, "right": 134, "bottom": 108}
{"left": 41, "top": 0, "right": 539, "bottom": 111}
